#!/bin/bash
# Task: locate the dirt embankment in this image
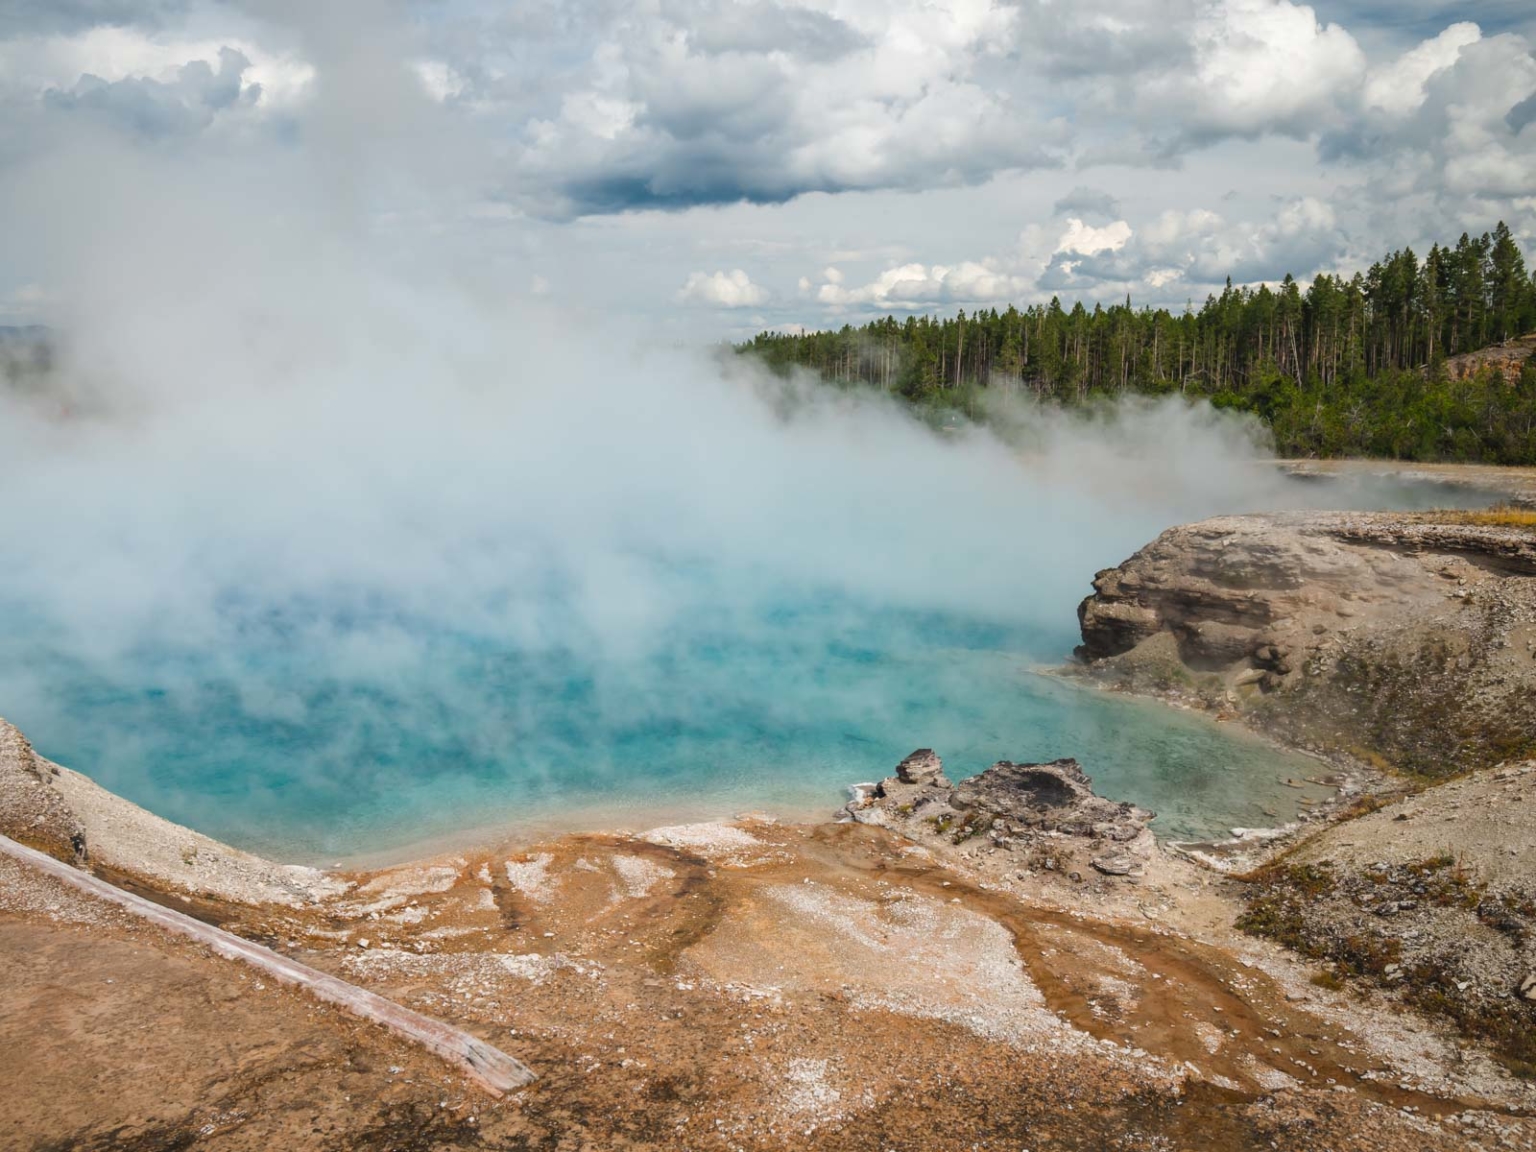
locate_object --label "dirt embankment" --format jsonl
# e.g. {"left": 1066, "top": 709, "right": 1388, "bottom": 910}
{"left": 1073, "top": 509, "right": 1536, "bottom": 1078}
{"left": 5, "top": 723, "right": 1535, "bottom": 1149}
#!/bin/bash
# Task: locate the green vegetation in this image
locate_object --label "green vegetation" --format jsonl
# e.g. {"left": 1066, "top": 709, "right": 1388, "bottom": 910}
{"left": 924, "top": 808, "right": 993, "bottom": 844}
{"left": 738, "top": 223, "right": 1536, "bottom": 463}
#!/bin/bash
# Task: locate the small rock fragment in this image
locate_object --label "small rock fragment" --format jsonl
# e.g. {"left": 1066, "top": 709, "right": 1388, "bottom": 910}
{"left": 1090, "top": 852, "right": 1141, "bottom": 877}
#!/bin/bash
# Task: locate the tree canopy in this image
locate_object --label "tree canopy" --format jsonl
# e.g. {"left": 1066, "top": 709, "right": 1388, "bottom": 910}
{"left": 738, "top": 224, "right": 1536, "bottom": 464}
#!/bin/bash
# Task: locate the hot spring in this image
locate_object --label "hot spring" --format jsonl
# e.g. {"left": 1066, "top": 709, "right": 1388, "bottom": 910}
{"left": 0, "top": 334, "right": 1495, "bottom": 861}
{"left": 0, "top": 27, "right": 1514, "bottom": 871}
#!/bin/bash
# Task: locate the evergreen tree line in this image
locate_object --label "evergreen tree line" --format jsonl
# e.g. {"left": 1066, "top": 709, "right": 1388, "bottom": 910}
{"left": 737, "top": 223, "right": 1536, "bottom": 463}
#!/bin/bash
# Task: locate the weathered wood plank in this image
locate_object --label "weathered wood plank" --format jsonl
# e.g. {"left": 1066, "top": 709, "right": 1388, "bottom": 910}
{"left": 0, "top": 833, "right": 536, "bottom": 1095}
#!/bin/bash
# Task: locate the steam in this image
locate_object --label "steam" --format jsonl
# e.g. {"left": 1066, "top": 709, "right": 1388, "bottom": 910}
{"left": 0, "top": 141, "right": 1295, "bottom": 672}
{"left": 0, "top": 13, "right": 1455, "bottom": 853}
{"left": 0, "top": 280, "right": 1286, "bottom": 682}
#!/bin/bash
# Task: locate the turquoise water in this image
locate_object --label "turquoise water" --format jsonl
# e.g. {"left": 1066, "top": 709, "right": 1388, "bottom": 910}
{"left": 0, "top": 469, "right": 1497, "bottom": 862}
{"left": 6, "top": 598, "right": 1330, "bottom": 859}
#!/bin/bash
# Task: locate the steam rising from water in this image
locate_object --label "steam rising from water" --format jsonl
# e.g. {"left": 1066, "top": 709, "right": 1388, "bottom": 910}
{"left": 0, "top": 248, "right": 1427, "bottom": 857}
{"left": 0, "top": 46, "right": 1485, "bottom": 856}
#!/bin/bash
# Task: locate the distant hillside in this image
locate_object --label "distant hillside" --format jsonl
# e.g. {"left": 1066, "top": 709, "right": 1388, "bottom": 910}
{"left": 739, "top": 223, "right": 1536, "bottom": 465}
{"left": 1443, "top": 333, "right": 1536, "bottom": 384}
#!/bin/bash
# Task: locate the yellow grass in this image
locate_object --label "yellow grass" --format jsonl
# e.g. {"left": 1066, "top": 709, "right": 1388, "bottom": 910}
{"left": 1456, "top": 506, "right": 1536, "bottom": 527}
{"left": 1419, "top": 504, "right": 1536, "bottom": 528}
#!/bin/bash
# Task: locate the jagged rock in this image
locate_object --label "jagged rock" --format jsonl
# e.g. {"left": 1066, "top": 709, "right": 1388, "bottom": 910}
{"left": 895, "top": 748, "right": 949, "bottom": 788}
{"left": 846, "top": 751, "right": 1155, "bottom": 849}
{"left": 948, "top": 759, "right": 1152, "bottom": 842}
{"left": 1182, "top": 620, "right": 1256, "bottom": 666}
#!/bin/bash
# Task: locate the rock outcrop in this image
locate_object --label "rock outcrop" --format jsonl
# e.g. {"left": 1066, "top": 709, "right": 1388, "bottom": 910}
{"left": 847, "top": 751, "right": 1156, "bottom": 878}
{"left": 1443, "top": 333, "right": 1536, "bottom": 386}
{"left": 894, "top": 748, "right": 949, "bottom": 787}
{"left": 1075, "top": 512, "right": 1536, "bottom": 778}
{"left": 946, "top": 759, "right": 1152, "bottom": 842}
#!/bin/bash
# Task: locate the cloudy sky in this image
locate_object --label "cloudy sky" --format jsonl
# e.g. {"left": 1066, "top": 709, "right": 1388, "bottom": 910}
{"left": 0, "top": 0, "right": 1533, "bottom": 340}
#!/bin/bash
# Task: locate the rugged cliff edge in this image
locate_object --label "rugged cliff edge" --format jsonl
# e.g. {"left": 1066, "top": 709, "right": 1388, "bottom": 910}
{"left": 1075, "top": 510, "right": 1536, "bottom": 1075}
{"left": 1076, "top": 511, "right": 1536, "bottom": 778}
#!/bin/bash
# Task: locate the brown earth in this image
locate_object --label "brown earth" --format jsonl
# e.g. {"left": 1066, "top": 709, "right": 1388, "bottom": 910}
{"left": 5, "top": 734, "right": 1536, "bottom": 1150}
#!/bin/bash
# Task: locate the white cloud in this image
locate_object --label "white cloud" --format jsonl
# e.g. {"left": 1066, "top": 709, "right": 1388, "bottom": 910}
{"left": 1160, "top": 0, "right": 1367, "bottom": 139}
{"left": 1363, "top": 21, "right": 1480, "bottom": 115}
{"left": 1038, "top": 196, "right": 1345, "bottom": 295}
{"left": 489, "top": 0, "right": 1062, "bottom": 213}
{"left": 413, "top": 59, "right": 467, "bottom": 104}
{"left": 794, "top": 194, "right": 1350, "bottom": 317}
{"left": 1324, "top": 30, "right": 1536, "bottom": 222}
{"left": 0, "top": 25, "right": 312, "bottom": 112}
{"left": 1056, "top": 218, "right": 1133, "bottom": 257}
{"left": 0, "top": 0, "right": 1533, "bottom": 340}
{"left": 813, "top": 259, "right": 1032, "bottom": 309}
{"left": 804, "top": 195, "right": 1353, "bottom": 314}
{"left": 679, "top": 269, "right": 770, "bottom": 307}
{"left": 811, "top": 250, "right": 1038, "bottom": 308}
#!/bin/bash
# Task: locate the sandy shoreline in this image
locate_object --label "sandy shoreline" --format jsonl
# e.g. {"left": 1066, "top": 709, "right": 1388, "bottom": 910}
{"left": 329, "top": 794, "right": 839, "bottom": 872}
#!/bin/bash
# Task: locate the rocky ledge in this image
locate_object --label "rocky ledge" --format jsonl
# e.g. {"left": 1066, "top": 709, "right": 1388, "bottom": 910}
{"left": 1074, "top": 508, "right": 1536, "bottom": 1076}
{"left": 845, "top": 749, "right": 1156, "bottom": 878}
{"left": 1075, "top": 511, "right": 1536, "bottom": 778}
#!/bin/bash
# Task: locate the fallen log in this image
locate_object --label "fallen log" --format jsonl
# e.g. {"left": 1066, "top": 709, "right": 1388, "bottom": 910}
{"left": 0, "top": 833, "right": 536, "bottom": 1095}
